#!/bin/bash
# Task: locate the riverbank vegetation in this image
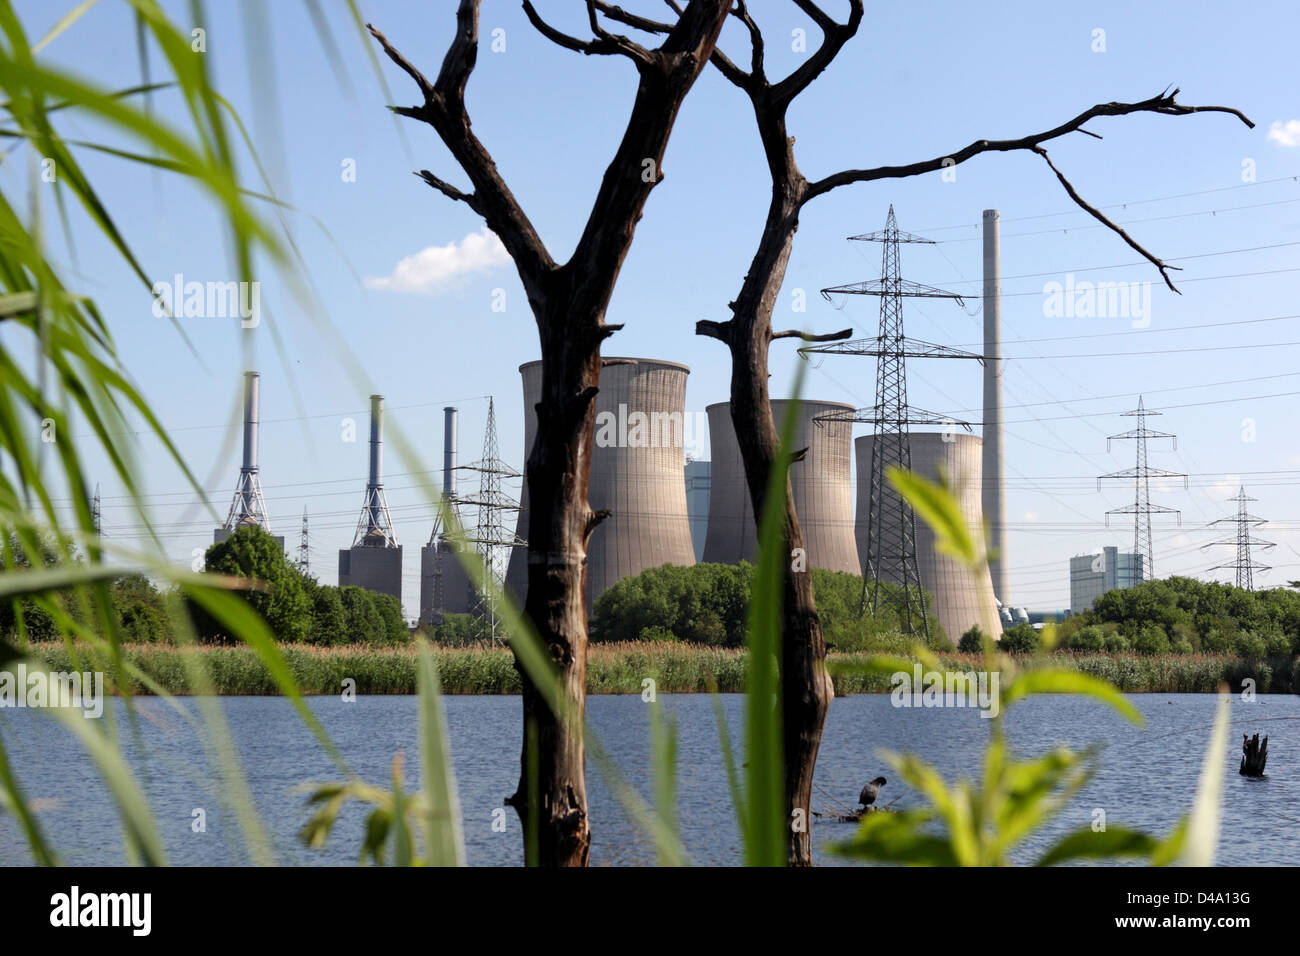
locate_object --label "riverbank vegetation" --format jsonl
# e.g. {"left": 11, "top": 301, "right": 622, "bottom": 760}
{"left": 23, "top": 641, "right": 1298, "bottom": 696}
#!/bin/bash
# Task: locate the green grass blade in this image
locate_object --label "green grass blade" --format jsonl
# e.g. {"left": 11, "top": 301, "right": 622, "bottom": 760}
{"left": 416, "top": 639, "right": 465, "bottom": 866}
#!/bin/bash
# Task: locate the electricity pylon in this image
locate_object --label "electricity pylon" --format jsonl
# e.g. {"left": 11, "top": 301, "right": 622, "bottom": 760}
{"left": 801, "top": 205, "right": 981, "bottom": 637}
{"left": 1099, "top": 396, "right": 1186, "bottom": 580}
{"left": 455, "top": 398, "right": 525, "bottom": 642}
{"left": 296, "top": 507, "right": 311, "bottom": 575}
{"left": 1204, "top": 486, "right": 1273, "bottom": 590}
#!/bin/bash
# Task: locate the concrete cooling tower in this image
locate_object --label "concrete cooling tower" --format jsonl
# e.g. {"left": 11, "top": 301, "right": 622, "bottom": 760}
{"left": 702, "top": 400, "right": 859, "bottom": 574}
{"left": 855, "top": 432, "right": 1003, "bottom": 642}
{"left": 505, "top": 358, "right": 697, "bottom": 611}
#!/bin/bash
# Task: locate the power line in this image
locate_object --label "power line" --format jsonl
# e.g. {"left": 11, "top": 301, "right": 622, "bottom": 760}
{"left": 914, "top": 173, "right": 1300, "bottom": 233}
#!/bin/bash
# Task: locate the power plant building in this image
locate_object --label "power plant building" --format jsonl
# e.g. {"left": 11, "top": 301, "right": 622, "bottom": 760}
{"left": 856, "top": 432, "right": 1003, "bottom": 642}
{"left": 702, "top": 400, "right": 859, "bottom": 574}
{"left": 685, "top": 459, "right": 711, "bottom": 562}
{"left": 506, "top": 358, "right": 696, "bottom": 610}
{"left": 1069, "top": 546, "right": 1145, "bottom": 614}
{"left": 338, "top": 395, "right": 403, "bottom": 603}
{"left": 420, "top": 406, "right": 473, "bottom": 623}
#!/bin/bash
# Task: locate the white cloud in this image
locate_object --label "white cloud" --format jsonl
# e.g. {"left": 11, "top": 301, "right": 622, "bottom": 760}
{"left": 1267, "top": 119, "right": 1300, "bottom": 147}
{"left": 365, "top": 226, "right": 510, "bottom": 293}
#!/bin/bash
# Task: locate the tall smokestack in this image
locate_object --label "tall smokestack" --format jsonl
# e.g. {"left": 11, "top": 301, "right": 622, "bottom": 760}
{"left": 242, "top": 371, "right": 260, "bottom": 474}
{"left": 218, "top": 370, "right": 274, "bottom": 542}
{"left": 982, "top": 210, "right": 1008, "bottom": 603}
{"left": 368, "top": 395, "right": 383, "bottom": 531}
{"left": 443, "top": 406, "right": 457, "bottom": 498}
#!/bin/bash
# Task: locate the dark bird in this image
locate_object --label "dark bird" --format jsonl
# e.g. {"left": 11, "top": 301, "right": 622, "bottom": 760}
{"left": 858, "top": 776, "right": 887, "bottom": 809}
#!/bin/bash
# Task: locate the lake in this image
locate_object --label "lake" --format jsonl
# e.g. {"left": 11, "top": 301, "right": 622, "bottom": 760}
{"left": 2, "top": 692, "right": 1297, "bottom": 866}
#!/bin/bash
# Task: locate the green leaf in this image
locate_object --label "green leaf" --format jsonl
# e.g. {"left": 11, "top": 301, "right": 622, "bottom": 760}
{"left": 887, "top": 467, "right": 981, "bottom": 569}
{"left": 1182, "top": 692, "right": 1230, "bottom": 866}
{"left": 1003, "top": 668, "right": 1143, "bottom": 726}
{"left": 416, "top": 640, "right": 465, "bottom": 866}
{"left": 1036, "top": 825, "right": 1163, "bottom": 866}
{"left": 832, "top": 808, "right": 960, "bottom": 866}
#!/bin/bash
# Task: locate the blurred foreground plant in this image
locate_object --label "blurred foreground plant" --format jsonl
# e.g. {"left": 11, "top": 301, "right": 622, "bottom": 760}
{"left": 830, "top": 469, "right": 1231, "bottom": 866}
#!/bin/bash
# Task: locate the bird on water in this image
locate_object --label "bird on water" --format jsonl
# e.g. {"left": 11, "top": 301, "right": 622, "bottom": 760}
{"left": 859, "top": 776, "right": 887, "bottom": 809}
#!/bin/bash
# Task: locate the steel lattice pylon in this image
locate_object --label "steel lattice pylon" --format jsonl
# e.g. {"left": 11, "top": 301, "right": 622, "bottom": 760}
{"left": 1098, "top": 396, "right": 1185, "bottom": 580}
{"left": 456, "top": 398, "right": 525, "bottom": 642}
{"left": 801, "top": 205, "right": 980, "bottom": 637}
{"left": 296, "top": 507, "right": 310, "bottom": 575}
{"left": 1204, "top": 486, "right": 1274, "bottom": 590}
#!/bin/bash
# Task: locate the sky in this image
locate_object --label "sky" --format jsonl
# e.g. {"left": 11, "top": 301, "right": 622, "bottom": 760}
{"left": 7, "top": 0, "right": 1300, "bottom": 617}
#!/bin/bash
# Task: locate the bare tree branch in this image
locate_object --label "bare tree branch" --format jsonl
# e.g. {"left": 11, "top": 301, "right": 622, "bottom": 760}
{"left": 696, "top": 318, "right": 731, "bottom": 341}
{"left": 591, "top": 1, "right": 675, "bottom": 33}
{"left": 805, "top": 89, "right": 1254, "bottom": 202}
{"left": 520, "top": 0, "right": 651, "bottom": 63}
{"left": 1031, "top": 146, "right": 1182, "bottom": 292}
{"left": 368, "top": 13, "right": 554, "bottom": 288}
{"left": 733, "top": 1, "right": 766, "bottom": 83}
{"left": 771, "top": 326, "right": 853, "bottom": 341}
{"left": 660, "top": 0, "right": 754, "bottom": 89}
{"left": 415, "top": 169, "right": 478, "bottom": 211}
{"left": 773, "top": 0, "right": 863, "bottom": 105}
{"left": 803, "top": 89, "right": 1254, "bottom": 291}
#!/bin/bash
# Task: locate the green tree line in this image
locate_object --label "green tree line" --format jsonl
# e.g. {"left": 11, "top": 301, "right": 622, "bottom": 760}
{"left": 590, "top": 562, "right": 951, "bottom": 653}
{"left": 2, "top": 526, "right": 409, "bottom": 646}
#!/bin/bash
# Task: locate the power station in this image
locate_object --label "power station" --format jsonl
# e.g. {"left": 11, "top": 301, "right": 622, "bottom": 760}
{"left": 338, "top": 395, "right": 403, "bottom": 602}
{"left": 702, "top": 399, "right": 858, "bottom": 573}
{"left": 215, "top": 371, "right": 284, "bottom": 550}
{"left": 421, "top": 406, "right": 474, "bottom": 623}
{"left": 205, "top": 204, "right": 1238, "bottom": 641}
{"left": 506, "top": 358, "right": 697, "bottom": 611}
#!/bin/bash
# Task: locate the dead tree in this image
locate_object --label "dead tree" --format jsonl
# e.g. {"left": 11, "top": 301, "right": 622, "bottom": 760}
{"left": 1240, "top": 733, "right": 1268, "bottom": 777}
{"left": 597, "top": 0, "right": 1252, "bottom": 865}
{"left": 368, "top": 0, "right": 732, "bottom": 867}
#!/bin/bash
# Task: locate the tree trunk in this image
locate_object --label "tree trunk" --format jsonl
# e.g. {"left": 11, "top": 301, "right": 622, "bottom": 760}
{"left": 725, "top": 194, "right": 834, "bottom": 867}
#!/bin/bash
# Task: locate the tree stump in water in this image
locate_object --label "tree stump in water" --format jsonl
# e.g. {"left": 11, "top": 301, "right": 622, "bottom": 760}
{"left": 1240, "top": 733, "right": 1268, "bottom": 778}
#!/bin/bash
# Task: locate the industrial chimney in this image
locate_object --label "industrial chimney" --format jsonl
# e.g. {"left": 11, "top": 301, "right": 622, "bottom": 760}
{"left": 982, "top": 210, "right": 1008, "bottom": 604}
{"left": 420, "top": 405, "right": 471, "bottom": 623}
{"left": 242, "top": 371, "right": 260, "bottom": 477}
{"left": 214, "top": 371, "right": 281, "bottom": 547}
{"left": 366, "top": 395, "right": 387, "bottom": 535}
{"left": 443, "top": 406, "right": 457, "bottom": 498}
{"left": 340, "top": 393, "right": 402, "bottom": 604}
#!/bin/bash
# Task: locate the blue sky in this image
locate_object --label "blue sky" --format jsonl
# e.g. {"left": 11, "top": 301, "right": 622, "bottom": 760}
{"left": 9, "top": 0, "right": 1300, "bottom": 615}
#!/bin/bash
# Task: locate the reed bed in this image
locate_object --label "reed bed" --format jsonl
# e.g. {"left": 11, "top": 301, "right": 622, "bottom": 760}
{"left": 23, "top": 643, "right": 1298, "bottom": 696}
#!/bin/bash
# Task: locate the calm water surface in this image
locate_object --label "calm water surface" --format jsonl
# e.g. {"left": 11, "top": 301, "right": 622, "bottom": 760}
{"left": 2, "top": 693, "right": 1297, "bottom": 866}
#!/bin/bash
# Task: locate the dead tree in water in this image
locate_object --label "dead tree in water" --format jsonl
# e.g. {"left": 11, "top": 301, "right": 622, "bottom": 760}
{"left": 1240, "top": 733, "right": 1269, "bottom": 777}
{"left": 368, "top": 0, "right": 731, "bottom": 866}
{"left": 595, "top": 0, "right": 1252, "bottom": 866}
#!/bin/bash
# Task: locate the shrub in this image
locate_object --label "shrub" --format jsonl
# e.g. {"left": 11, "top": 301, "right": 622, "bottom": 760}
{"left": 1134, "top": 624, "right": 1170, "bottom": 656}
{"left": 306, "top": 582, "right": 348, "bottom": 646}
{"left": 195, "top": 525, "right": 310, "bottom": 643}
{"left": 998, "top": 623, "right": 1040, "bottom": 654}
{"left": 958, "top": 625, "right": 985, "bottom": 654}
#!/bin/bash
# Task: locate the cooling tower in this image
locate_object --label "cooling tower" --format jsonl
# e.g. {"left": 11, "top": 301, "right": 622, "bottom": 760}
{"left": 702, "top": 400, "right": 859, "bottom": 573}
{"left": 505, "top": 358, "right": 697, "bottom": 611}
{"left": 855, "top": 432, "right": 1002, "bottom": 642}
{"left": 421, "top": 406, "right": 472, "bottom": 622}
